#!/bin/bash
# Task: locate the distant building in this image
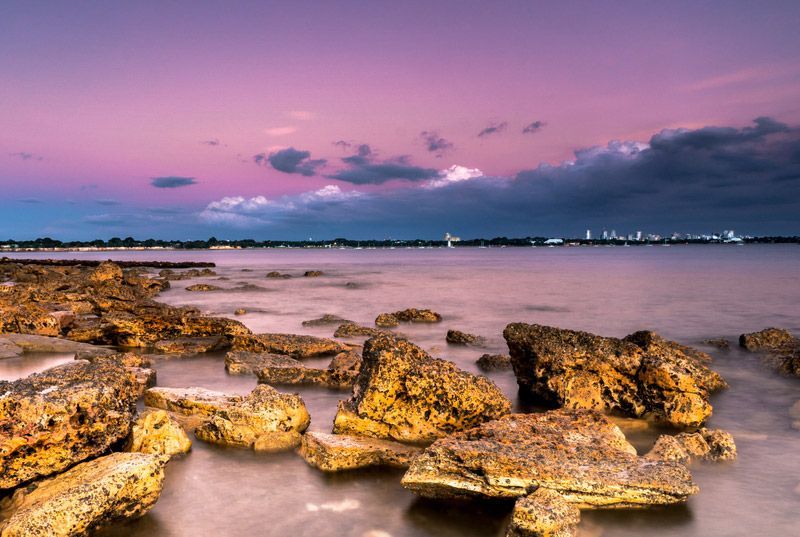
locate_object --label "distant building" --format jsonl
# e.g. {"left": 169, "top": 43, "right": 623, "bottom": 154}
{"left": 444, "top": 232, "right": 461, "bottom": 248}
{"left": 602, "top": 229, "right": 608, "bottom": 240}
{"left": 585, "top": 229, "right": 592, "bottom": 240}
{"left": 610, "top": 229, "right": 617, "bottom": 239}
{"left": 635, "top": 230, "right": 642, "bottom": 241}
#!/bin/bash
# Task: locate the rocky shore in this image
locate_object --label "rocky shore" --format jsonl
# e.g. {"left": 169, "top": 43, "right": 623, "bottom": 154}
{"left": 0, "top": 259, "right": 751, "bottom": 537}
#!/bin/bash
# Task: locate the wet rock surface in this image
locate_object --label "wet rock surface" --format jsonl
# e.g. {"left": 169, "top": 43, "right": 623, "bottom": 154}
{"left": 504, "top": 323, "right": 726, "bottom": 427}
{"left": 231, "top": 332, "right": 348, "bottom": 358}
{"left": 446, "top": 329, "right": 485, "bottom": 346}
{"left": 375, "top": 308, "right": 442, "bottom": 327}
{"left": 0, "top": 452, "right": 167, "bottom": 537}
{"left": 333, "top": 334, "right": 511, "bottom": 442}
{"left": 299, "top": 431, "right": 423, "bottom": 472}
{"left": 0, "top": 333, "right": 109, "bottom": 359}
{"left": 153, "top": 336, "right": 227, "bottom": 354}
{"left": 507, "top": 488, "right": 581, "bottom": 537}
{"left": 126, "top": 409, "right": 192, "bottom": 457}
{"left": 401, "top": 409, "right": 698, "bottom": 507}
{"left": 0, "top": 360, "right": 139, "bottom": 490}
{"left": 476, "top": 353, "right": 512, "bottom": 371}
{"left": 646, "top": 428, "right": 737, "bottom": 464}
{"left": 302, "top": 314, "right": 351, "bottom": 327}
{"left": 266, "top": 271, "right": 291, "bottom": 279}
{"left": 739, "top": 327, "right": 800, "bottom": 377}
{"left": 333, "top": 322, "right": 391, "bottom": 338}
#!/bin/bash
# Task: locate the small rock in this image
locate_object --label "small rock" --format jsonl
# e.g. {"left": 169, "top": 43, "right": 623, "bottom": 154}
{"left": 300, "top": 431, "right": 423, "bottom": 472}
{"left": 303, "top": 270, "right": 324, "bottom": 277}
{"left": 334, "top": 322, "right": 388, "bottom": 338}
{"left": 446, "top": 329, "right": 485, "bottom": 346}
{"left": 130, "top": 366, "right": 157, "bottom": 396}
{"left": 144, "top": 386, "right": 240, "bottom": 417}
{"left": 476, "top": 353, "right": 512, "bottom": 371}
{"left": 327, "top": 349, "right": 363, "bottom": 387}
{"left": 375, "top": 308, "right": 442, "bottom": 327}
{"left": 234, "top": 308, "right": 247, "bottom": 316}
{"left": 507, "top": 488, "right": 581, "bottom": 537}
{"left": 303, "top": 314, "right": 352, "bottom": 327}
{"left": 703, "top": 338, "right": 730, "bottom": 350}
{"left": 266, "top": 271, "right": 292, "bottom": 279}
{"left": 185, "top": 283, "right": 222, "bottom": 292}
{"left": 646, "top": 428, "right": 737, "bottom": 463}
{"left": 739, "top": 327, "right": 800, "bottom": 377}
{"left": 127, "top": 409, "right": 192, "bottom": 457}
{"left": 153, "top": 336, "right": 227, "bottom": 354}
{"left": 255, "top": 355, "right": 330, "bottom": 387}
{"left": 231, "top": 332, "right": 348, "bottom": 358}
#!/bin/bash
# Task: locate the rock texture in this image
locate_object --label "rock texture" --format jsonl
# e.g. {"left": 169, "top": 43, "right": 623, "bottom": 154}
{"left": 0, "top": 361, "right": 138, "bottom": 490}
{"left": 225, "top": 350, "right": 357, "bottom": 389}
{"left": 507, "top": 488, "right": 581, "bottom": 537}
{"left": 126, "top": 409, "right": 192, "bottom": 457}
{"left": 333, "top": 334, "right": 511, "bottom": 442}
{"left": 255, "top": 355, "right": 330, "bottom": 386}
{"left": 504, "top": 324, "right": 727, "bottom": 427}
{"left": 231, "top": 333, "right": 347, "bottom": 358}
{"left": 0, "top": 334, "right": 107, "bottom": 359}
{"left": 476, "top": 353, "right": 513, "bottom": 371}
{"left": 739, "top": 328, "right": 800, "bottom": 377}
{"left": 401, "top": 409, "right": 698, "bottom": 507}
{"left": 302, "top": 314, "right": 352, "bottom": 327}
{"left": 446, "top": 329, "right": 485, "bottom": 346}
{"left": 300, "top": 431, "right": 422, "bottom": 472}
{"left": 375, "top": 308, "right": 442, "bottom": 327}
{"left": 333, "top": 322, "right": 390, "bottom": 338}
{"left": 646, "top": 428, "right": 736, "bottom": 464}
{"left": 185, "top": 283, "right": 221, "bottom": 292}
{"left": 0, "top": 452, "right": 167, "bottom": 536}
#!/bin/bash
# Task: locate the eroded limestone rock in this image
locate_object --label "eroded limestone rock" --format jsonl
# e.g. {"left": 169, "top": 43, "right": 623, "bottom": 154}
{"left": 646, "top": 428, "right": 736, "bottom": 463}
{"left": 126, "top": 409, "right": 192, "bottom": 457}
{"left": 739, "top": 327, "right": 800, "bottom": 377}
{"left": 231, "top": 333, "right": 348, "bottom": 358}
{"left": 506, "top": 488, "right": 581, "bottom": 537}
{"left": 300, "top": 431, "right": 422, "bottom": 472}
{"left": 375, "top": 308, "right": 442, "bottom": 327}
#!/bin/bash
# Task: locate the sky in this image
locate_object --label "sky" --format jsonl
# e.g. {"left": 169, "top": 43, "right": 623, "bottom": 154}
{"left": 1, "top": 0, "right": 799, "bottom": 240}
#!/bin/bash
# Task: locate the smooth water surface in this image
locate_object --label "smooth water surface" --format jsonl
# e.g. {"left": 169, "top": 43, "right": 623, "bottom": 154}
{"left": 3, "top": 245, "right": 799, "bottom": 536}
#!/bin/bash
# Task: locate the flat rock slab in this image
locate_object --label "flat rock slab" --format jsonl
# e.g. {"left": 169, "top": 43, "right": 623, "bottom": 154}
{"left": 144, "top": 386, "right": 241, "bottom": 417}
{"left": 153, "top": 336, "right": 227, "bottom": 354}
{"left": 401, "top": 409, "right": 698, "bottom": 508}
{"left": 231, "top": 333, "right": 348, "bottom": 358}
{"left": 0, "top": 452, "right": 167, "bottom": 536}
{"left": 300, "top": 431, "right": 423, "bottom": 472}
{"left": 333, "top": 334, "right": 510, "bottom": 442}
{"left": 504, "top": 324, "right": 727, "bottom": 427}
{"left": 0, "top": 361, "right": 139, "bottom": 490}
{"left": 0, "top": 333, "right": 110, "bottom": 359}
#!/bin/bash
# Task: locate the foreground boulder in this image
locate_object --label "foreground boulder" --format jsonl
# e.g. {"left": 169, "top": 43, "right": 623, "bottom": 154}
{"left": 0, "top": 361, "right": 138, "bottom": 490}
{"left": 333, "top": 334, "right": 511, "bottom": 442}
{"left": 504, "top": 324, "right": 726, "bottom": 427}
{"left": 126, "top": 409, "right": 192, "bottom": 457}
{"left": 739, "top": 328, "right": 800, "bottom": 377}
{"left": 231, "top": 332, "right": 348, "bottom": 358}
{"left": 507, "top": 488, "right": 581, "bottom": 537}
{"left": 375, "top": 308, "right": 442, "bottom": 327}
{"left": 646, "top": 428, "right": 736, "bottom": 464}
{"left": 300, "top": 431, "right": 423, "bottom": 472}
{"left": 0, "top": 452, "right": 167, "bottom": 536}
{"left": 401, "top": 409, "right": 698, "bottom": 507}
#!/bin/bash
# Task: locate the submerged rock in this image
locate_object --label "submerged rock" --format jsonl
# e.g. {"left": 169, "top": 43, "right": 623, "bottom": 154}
{"left": 266, "top": 271, "right": 292, "bottom": 279}
{"left": 0, "top": 452, "right": 167, "bottom": 536}
{"left": 231, "top": 332, "right": 348, "bottom": 358}
{"left": 507, "top": 488, "right": 581, "bottom": 537}
{"left": 703, "top": 338, "right": 731, "bottom": 350}
{"left": 375, "top": 308, "right": 442, "bottom": 327}
{"left": 446, "top": 329, "right": 485, "bottom": 346}
{"left": 185, "top": 283, "right": 221, "bottom": 292}
{"left": 302, "top": 314, "right": 352, "bottom": 327}
{"left": 739, "top": 327, "right": 800, "bottom": 377}
{"left": 333, "top": 334, "right": 511, "bottom": 442}
{"left": 646, "top": 428, "right": 737, "bottom": 464}
{"left": 234, "top": 308, "right": 247, "bottom": 316}
{"left": 0, "top": 361, "right": 138, "bottom": 490}
{"left": 300, "top": 431, "right": 422, "bottom": 472}
{"left": 303, "top": 270, "right": 324, "bottom": 277}
{"left": 504, "top": 324, "right": 726, "bottom": 427}
{"left": 401, "top": 409, "right": 698, "bottom": 507}
{"left": 476, "top": 353, "right": 513, "bottom": 371}
{"left": 333, "top": 322, "right": 390, "bottom": 338}
{"left": 126, "top": 409, "right": 192, "bottom": 457}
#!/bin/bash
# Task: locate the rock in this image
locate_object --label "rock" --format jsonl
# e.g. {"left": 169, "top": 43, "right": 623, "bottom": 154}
{"left": 333, "top": 334, "right": 511, "bottom": 442}
{"left": 300, "top": 431, "right": 423, "bottom": 472}
{"left": 739, "top": 327, "right": 800, "bottom": 377}
{"left": 234, "top": 308, "right": 246, "bottom": 316}
{"left": 646, "top": 428, "right": 736, "bottom": 463}
{"left": 153, "top": 335, "right": 227, "bottom": 354}
{"left": 791, "top": 400, "right": 800, "bottom": 430}
{"left": 254, "top": 355, "right": 330, "bottom": 386}
{"left": 231, "top": 332, "right": 348, "bottom": 358}
{"left": 87, "top": 261, "right": 124, "bottom": 283}
{"left": 703, "top": 338, "right": 730, "bottom": 350}
{"left": 0, "top": 333, "right": 108, "bottom": 359}
{"left": 401, "top": 409, "right": 698, "bottom": 507}
{"left": 126, "top": 409, "right": 191, "bottom": 457}
{"left": 195, "top": 385, "right": 310, "bottom": 450}
{"left": 185, "top": 283, "right": 221, "bottom": 292}
{"left": 375, "top": 308, "right": 442, "bottom": 327}
{"left": 507, "top": 488, "right": 581, "bottom": 537}
{"left": 302, "top": 314, "right": 352, "bottom": 327}
{"left": 78, "top": 351, "right": 150, "bottom": 368}
{"left": 0, "top": 452, "right": 167, "bottom": 536}
{"left": 303, "top": 270, "right": 324, "bottom": 277}
{"left": 130, "top": 367, "right": 157, "bottom": 396}
{"left": 446, "top": 329, "right": 485, "bottom": 346}
{"left": 0, "top": 361, "right": 138, "bottom": 490}
{"left": 0, "top": 304, "right": 62, "bottom": 337}
{"left": 477, "top": 353, "right": 513, "bottom": 371}
{"left": 266, "top": 271, "right": 291, "bottom": 279}
{"left": 504, "top": 324, "right": 726, "bottom": 427}
{"left": 225, "top": 350, "right": 356, "bottom": 389}
{"left": 334, "top": 322, "right": 389, "bottom": 338}
{"left": 144, "top": 386, "right": 240, "bottom": 417}
{"left": 326, "top": 349, "right": 362, "bottom": 387}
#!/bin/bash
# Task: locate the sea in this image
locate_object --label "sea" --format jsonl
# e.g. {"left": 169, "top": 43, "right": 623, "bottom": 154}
{"left": 2, "top": 245, "right": 799, "bottom": 536}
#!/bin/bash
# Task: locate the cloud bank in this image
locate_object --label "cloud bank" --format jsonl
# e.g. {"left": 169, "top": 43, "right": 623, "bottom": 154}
{"left": 150, "top": 176, "right": 197, "bottom": 188}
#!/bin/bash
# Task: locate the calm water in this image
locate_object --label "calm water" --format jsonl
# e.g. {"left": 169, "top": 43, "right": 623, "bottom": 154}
{"left": 3, "top": 246, "right": 799, "bottom": 536}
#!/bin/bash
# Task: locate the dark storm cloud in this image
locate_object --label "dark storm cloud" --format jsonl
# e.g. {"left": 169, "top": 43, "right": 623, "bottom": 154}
{"left": 328, "top": 147, "right": 438, "bottom": 185}
{"left": 420, "top": 131, "right": 454, "bottom": 155}
{"left": 477, "top": 121, "right": 507, "bottom": 138}
{"left": 150, "top": 176, "right": 198, "bottom": 188}
{"left": 522, "top": 120, "right": 546, "bottom": 134}
{"left": 255, "top": 147, "right": 326, "bottom": 176}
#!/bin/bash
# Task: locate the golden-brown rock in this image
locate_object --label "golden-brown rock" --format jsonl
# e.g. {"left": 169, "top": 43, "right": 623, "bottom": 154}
{"left": 375, "top": 308, "right": 442, "bottom": 327}
{"left": 230, "top": 332, "right": 348, "bottom": 358}
{"left": 739, "top": 327, "right": 800, "bottom": 377}
{"left": 0, "top": 361, "right": 138, "bottom": 490}
{"left": 0, "top": 452, "right": 167, "bottom": 536}
{"left": 333, "top": 334, "right": 511, "bottom": 442}
{"left": 300, "top": 431, "right": 422, "bottom": 472}
{"left": 144, "top": 386, "right": 240, "bottom": 417}
{"left": 126, "top": 409, "right": 192, "bottom": 457}
{"left": 401, "top": 409, "right": 698, "bottom": 507}
{"left": 507, "top": 488, "right": 581, "bottom": 537}
{"left": 646, "top": 428, "right": 736, "bottom": 463}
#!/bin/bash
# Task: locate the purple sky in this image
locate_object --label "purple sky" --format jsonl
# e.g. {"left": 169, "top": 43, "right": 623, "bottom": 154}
{"left": 2, "top": 1, "right": 799, "bottom": 239}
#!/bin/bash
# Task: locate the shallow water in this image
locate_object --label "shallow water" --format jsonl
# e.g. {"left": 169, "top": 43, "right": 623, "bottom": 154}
{"left": 3, "top": 245, "right": 800, "bottom": 536}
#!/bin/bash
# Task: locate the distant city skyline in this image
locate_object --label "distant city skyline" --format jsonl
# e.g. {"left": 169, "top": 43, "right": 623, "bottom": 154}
{"left": 1, "top": 1, "right": 799, "bottom": 239}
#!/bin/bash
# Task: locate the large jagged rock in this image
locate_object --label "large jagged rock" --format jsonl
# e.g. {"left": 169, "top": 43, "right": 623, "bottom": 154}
{"left": 333, "top": 334, "right": 511, "bottom": 442}
{"left": 0, "top": 361, "right": 139, "bottom": 490}
{"left": 739, "top": 328, "right": 800, "bottom": 377}
{"left": 401, "top": 409, "right": 698, "bottom": 507}
{"left": 646, "top": 428, "right": 736, "bottom": 464}
{"left": 195, "top": 385, "right": 310, "bottom": 451}
{"left": 126, "top": 409, "right": 192, "bottom": 457}
{"left": 300, "top": 431, "right": 423, "bottom": 472}
{"left": 503, "top": 324, "right": 726, "bottom": 427}
{"left": 375, "top": 308, "right": 442, "bottom": 327}
{"left": 231, "top": 333, "right": 348, "bottom": 358}
{"left": 506, "top": 488, "right": 581, "bottom": 537}
{"left": 0, "top": 452, "right": 167, "bottom": 536}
